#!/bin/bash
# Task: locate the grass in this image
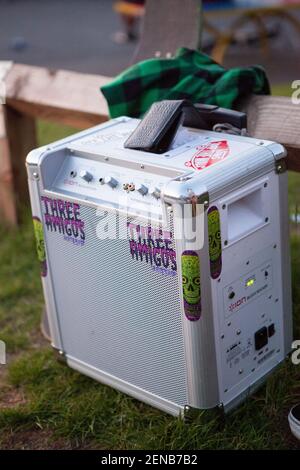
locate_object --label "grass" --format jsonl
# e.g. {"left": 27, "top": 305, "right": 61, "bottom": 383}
{"left": 0, "top": 95, "right": 300, "bottom": 449}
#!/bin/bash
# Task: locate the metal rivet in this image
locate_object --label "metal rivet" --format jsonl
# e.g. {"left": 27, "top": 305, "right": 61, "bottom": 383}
{"left": 273, "top": 244, "right": 277, "bottom": 249}
{"left": 264, "top": 182, "right": 268, "bottom": 188}
{"left": 140, "top": 164, "right": 144, "bottom": 169}
{"left": 221, "top": 334, "right": 225, "bottom": 339}
{"left": 33, "top": 172, "right": 39, "bottom": 180}
{"left": 224, "top": 388, "right": 228, "bottom": 393}
{"left": 227, "top": 322, "right": 231, "bottom": 327}
{"left": 222, "top": 204, "right": 226, "bottom": 210}
{"left": 239, "top": 369, "right": 243, "bottom": 374}
{"left": 236, "top": 329, "right": 241, "bottom": 335}
{"left": 224, "top": 240, "right": 228, "bottom": 246}
{"left": 105, "top": 157, "right": 109, "bottom": 161}
{"left": 265, "top": 217, "right": 269, "bottom": 223}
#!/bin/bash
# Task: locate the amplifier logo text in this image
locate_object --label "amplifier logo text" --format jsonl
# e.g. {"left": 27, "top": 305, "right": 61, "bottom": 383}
{"left": 128, "top": 223, "right": 177, "bottom": 276}
{"left": 41, "top": 196, "right": 86, "bottom": 246}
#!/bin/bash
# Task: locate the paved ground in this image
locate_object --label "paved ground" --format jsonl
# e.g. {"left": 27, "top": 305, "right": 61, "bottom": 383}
{"left": 0, "top": 0, "right": 299, "bottom": 84}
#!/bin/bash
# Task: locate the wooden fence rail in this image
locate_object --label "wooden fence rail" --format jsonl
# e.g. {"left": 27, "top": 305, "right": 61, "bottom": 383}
{"left": 0, "top": 62, "right": 300, "bottom": 225}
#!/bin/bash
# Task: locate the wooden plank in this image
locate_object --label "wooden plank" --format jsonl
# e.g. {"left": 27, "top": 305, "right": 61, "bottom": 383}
{"left": 5, "top": 64, "right": 110, "bottom": 128}
{"left": 246, "top": 95, "right": 300, "bottom": 173}
{"left": 3, "top": 64, "right": 300, "bottom": 174}
{"left": 3, "top": 105, "right": 37, "bottom": 210}
{"left": 6, "top": 98, "right": 102, "bottom": 130}
{"left": 0, "top": 106, "right": 17, "bottom": 225}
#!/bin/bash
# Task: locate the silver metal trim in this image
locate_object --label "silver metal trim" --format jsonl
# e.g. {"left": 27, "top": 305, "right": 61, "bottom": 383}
{"left": 67, "top": 355, "right": 185, "bottom": 417}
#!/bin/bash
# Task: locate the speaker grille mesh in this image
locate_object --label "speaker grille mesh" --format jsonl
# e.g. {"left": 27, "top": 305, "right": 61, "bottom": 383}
{"left": 44, "top": 203, "right": 188, "bottom": 406}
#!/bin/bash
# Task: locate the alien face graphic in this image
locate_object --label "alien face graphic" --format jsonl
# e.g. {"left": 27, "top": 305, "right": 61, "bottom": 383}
{"left": 208, "top": 210, "right": 221, "bottom": 262}
{"left": 208, "top": 206, "right": 222, "bottom": 279}
{"left": 33, "top": 217, "right": 47, "bottom": 277}
{"left": 181, "top": 253, "right": 201, "bottom": 305}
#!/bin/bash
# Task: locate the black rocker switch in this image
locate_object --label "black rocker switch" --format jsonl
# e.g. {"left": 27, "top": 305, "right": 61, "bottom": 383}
{"left": 254, "top": 327, "right": 268, "bottom": 351}
{"left": 268, "top": 323, "right": 275, "bottom": 338}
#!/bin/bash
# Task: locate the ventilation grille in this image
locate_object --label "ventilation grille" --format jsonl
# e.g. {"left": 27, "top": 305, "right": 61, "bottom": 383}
{"left": 43, "top": 203, "right": 188, "bottom": 406}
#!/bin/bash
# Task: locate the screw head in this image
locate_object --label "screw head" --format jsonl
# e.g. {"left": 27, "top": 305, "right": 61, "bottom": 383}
{"left": 33, "top": 172, "right": 39, "bottom": 180}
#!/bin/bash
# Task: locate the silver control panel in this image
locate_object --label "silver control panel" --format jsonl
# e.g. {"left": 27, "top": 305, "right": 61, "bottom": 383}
{"left": 48, "top": 153, "right": 172, "bottom": 218}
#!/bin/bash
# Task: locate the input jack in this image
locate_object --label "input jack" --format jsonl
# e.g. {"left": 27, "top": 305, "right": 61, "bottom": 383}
{"left": 128, "top": 183, "right": 135, "bottom": 191}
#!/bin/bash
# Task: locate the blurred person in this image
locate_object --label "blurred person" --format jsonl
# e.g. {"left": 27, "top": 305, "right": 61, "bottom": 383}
{"left": 113, "top": 0, "right": 145, "bottom": 44}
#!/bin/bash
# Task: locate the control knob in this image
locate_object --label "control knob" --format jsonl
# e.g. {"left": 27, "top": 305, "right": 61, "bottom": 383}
{"left": 137, "top": 184, "right": 148, "bottom": 196}
{"left": 79, "top": 170, "right": 93, "bottom": 183}
{"left": 150, "top": 187, "right": 161, "bottom": 199}
{"left": 104, "top": 176, "right": 118, "bottom": 188}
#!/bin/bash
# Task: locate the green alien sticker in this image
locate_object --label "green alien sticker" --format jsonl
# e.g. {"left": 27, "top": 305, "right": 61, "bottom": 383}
{"left": 208, "top": 206, "right": 222, "bottom": 279}
{"left": 181, "top": 251, "right": 201, "bottom": 321}
{"left": 32, "top": 217, "right": 47, "bottom": 277}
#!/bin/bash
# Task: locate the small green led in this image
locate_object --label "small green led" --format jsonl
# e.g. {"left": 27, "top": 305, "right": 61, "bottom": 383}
{"left": 246, "top": 278, "right": 255, "bottom": 287}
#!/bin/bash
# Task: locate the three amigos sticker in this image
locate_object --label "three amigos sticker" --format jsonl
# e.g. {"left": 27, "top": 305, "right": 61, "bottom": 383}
{"left": 32, "top": 217, "right": 47, "bottom": 277}
{"left": 40, "top": 196, "right": 86, "bottom": 246}
{"left": 208, "top": 206, "right": 222, "bottom": 279}
{"left": 181, "top": 251, "right": 201, "bottom": 321}
{"left": 185, "top": 140, "right": 230, "bottom": 171}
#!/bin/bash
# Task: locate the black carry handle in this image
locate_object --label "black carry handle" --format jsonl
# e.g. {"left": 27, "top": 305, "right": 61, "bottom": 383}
{"left": 124, "top": 100, "right": 247, "bottom": 154}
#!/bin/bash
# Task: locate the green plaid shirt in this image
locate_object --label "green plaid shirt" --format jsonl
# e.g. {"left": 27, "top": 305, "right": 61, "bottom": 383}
{"left": 101, "top": 47, "right": 270, "bottom": 118}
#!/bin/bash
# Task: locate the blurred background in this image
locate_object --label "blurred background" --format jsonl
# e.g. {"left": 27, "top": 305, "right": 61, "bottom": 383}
{"left": 0, "top": 0, "right": 299, "bottom": 84}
